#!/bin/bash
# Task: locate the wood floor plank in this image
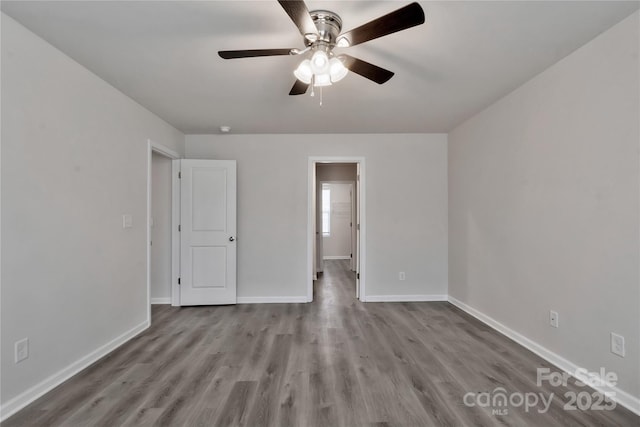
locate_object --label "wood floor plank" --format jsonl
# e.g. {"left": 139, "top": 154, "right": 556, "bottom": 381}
{"left": 2, "top": 259, "right": 638, "bottom": 427}
{"left": 61, "top": 363, "right": 154, "bottom": 426}
{"left": 120, "top": 407, "right": 164, "bottom": 427}
{"left": 276, "top": 306, "right": 311, "bottom": 427}
{"left": 151, "top": 352, "right": 225, "bottom": 427}
{"left": 245, "top": 334, "right": 293, "bottom": 427}
{"left": 213, "top": 380, "right": 257, "bottom": 427}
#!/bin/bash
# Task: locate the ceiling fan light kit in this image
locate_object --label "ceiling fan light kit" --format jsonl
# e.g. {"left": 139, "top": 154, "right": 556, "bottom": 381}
{"left": 294, "top": 51, "right": 348, "bottom": 86}
{"left": 218, "top": 1, "right": 425, "bottom": 98}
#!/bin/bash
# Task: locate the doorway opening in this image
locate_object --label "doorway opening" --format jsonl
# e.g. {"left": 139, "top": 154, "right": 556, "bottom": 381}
{"left": 146, "top": 140, "right": 180, "bottom": 323}
{"left": 308, "top": 157, "right": 366, "bottom": 302}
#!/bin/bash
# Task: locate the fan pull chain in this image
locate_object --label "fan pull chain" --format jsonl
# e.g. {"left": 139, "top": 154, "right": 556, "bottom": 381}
{"left": 310, "top": 75, "right": 315, "bottom": 97}
{"left": 320, "top": 87, "right": 323, "bottom": 106}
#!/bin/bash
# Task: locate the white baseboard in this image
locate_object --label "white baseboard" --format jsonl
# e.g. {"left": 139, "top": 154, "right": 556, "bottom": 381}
{"left": 151, "top": 297, "right": 171, "bottom": 304}
{"left": 323, "top": 256, "right": 350, "bottom": 260}
{"left": 237, "top": 296, "right": 308, "bottom": 304}
{"left": 0, "top": 320, "right": 149, "bottom": 422}
{"left": 447, "top": 296, "right": 640, "bottom": 416}
{"left": 365, "top": 294, "right": 448, "bottom": 303}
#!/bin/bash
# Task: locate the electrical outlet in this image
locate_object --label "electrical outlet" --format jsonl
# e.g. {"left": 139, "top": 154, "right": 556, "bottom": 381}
{"left": 549, "top": 310, "right": 559, "bottom": 328}
{"left": 15, "top": 338, "right": 29, "bottom": 363}
{"left": 122, "top": 214, "right": 133, "bottom": 229}
{"left": 399, "top": 272, "right": 405, "bottom": 281}
{"left": 611, "top": 333, "right": 625, "bottom": 357}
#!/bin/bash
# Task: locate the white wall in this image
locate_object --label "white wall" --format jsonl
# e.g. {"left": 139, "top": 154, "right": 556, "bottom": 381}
{"left": 186, "top": 134, "right": 448, "bottom": 300}
{"left": 1, "top": 13, "right": 184, "bottom": 412}
{"left": 449, "top": 11, "right": 639, "bottom": 400}
{"left": 150, "top": 153, "right": 173, "bottom": 302}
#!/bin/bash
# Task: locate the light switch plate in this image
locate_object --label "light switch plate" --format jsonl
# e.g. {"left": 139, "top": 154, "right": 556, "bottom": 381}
{"left": 122, "top": 214, "right": 133, "bottom": 229}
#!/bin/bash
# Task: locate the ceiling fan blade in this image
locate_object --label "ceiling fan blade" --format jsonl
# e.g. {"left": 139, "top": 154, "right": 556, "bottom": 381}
{"left": 277, "top": 0, "right": 318, "bottom": 37}
{"left": 218, "top": 49, "right": 294, "bottom": 59}
{"left": 289, "top": 79, "right": 309, "bottom": 95}
{"left": 342, "top": 55, "right": 394, "bottom": 84}
{"left": 338, "top": 2, "right": 425, "bottom": 47}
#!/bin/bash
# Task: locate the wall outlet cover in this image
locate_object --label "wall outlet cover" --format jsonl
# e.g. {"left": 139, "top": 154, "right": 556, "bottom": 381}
{"left": 15, "top": 338, "right": 29, "bottom": 363}
{"left": 611, "top": 333, "right": 625, "bottom": 357}
{"left": 549, "top": 310, "right": 559, "bottom": 328}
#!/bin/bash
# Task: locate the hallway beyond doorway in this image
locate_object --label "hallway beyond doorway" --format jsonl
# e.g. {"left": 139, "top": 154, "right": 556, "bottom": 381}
{"left": 315, "top": 259, "right": 357, "bottom": 305}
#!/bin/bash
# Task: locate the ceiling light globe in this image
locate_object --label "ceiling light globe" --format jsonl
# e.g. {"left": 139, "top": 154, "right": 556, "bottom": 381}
{"left": 329, "top": 57, "right": 348, "bottom": 83}
{"left": 310, "top": 51, "right": 329, "bottom": 74}
{"left": 293, "top": 59, "right": 312, "bottom": 84}
{"left": 336, "top": 37, "right": 350, "bottom": 48}
{"left": 314, "top": 73, "right": 332, "bottom": 87}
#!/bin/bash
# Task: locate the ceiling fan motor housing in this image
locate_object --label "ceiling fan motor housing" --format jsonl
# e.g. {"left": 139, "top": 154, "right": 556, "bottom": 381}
{"left": 308, "top": 10, "right": 343, "bottom": 46}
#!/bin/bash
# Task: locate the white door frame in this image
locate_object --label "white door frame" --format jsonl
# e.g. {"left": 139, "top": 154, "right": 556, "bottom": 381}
{"left": 308, "top": 157, "right": 366, "bottom": 302}
{"left": 146, "top": 139, "right": 180, "bottom": 322}
{"left": 171, "top": 160, "right": 180, "bottom": 306}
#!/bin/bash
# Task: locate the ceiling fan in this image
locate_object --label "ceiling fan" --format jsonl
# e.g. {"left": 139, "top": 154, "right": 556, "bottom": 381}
{"left": 218, "top": 1, "right": 425, "bottom": 96}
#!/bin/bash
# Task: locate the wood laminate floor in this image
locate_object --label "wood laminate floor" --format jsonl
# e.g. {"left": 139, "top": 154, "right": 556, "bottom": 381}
{"left": 3, "top": 260, "right": 638, "bottom": 426}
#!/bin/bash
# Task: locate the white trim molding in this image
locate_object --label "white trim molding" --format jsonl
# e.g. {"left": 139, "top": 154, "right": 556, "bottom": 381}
{"left": 366, "top": 294, "right": 448, "bottom": 303}
{"left": 149, "top": 139, "right": 180, "bottom": 159}
{"left": 151, "top": 297, "right": 171, "bottom": 305}
{"left": 0, "top": 320, "right": 149, "bottom": 422}
{"left": 448, "top": 296, "right": 640, "bottom": 416}
{"left": 171, "top": 160, "right": 181, "bottom": 307}
{"left": 237, "top": 296, "right": 308, "bottom": 304}
{"left": 146, "top": 139, "right": 181, "bottom": 315}
{"left": 323, "top": 256, "right": 351, "bottom": 260}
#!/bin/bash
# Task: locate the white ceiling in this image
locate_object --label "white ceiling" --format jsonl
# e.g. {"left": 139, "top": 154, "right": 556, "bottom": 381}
{"left": 2, "top": 1, "right": 638, "bottom": 134}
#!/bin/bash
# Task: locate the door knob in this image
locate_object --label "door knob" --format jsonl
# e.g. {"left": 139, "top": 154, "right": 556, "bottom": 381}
{"left": 229, "top": 236, "right": 235, "bottom": 242}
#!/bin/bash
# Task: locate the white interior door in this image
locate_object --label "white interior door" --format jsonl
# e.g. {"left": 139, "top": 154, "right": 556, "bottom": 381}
{"left": 180, "top": 159, "right": 236, "bottom": 305}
